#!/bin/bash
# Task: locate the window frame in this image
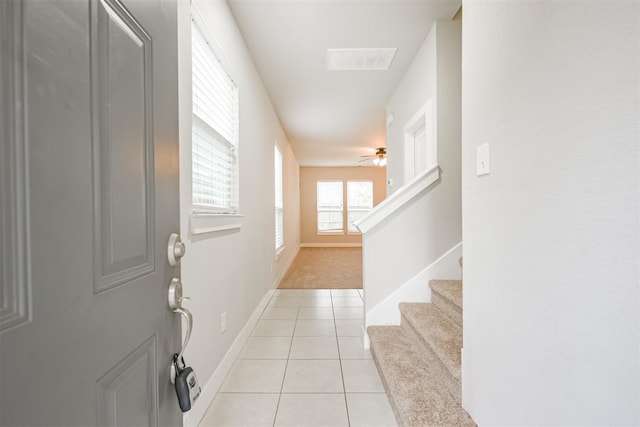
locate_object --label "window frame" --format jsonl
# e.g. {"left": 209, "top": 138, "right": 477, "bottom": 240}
{"left": 346, "top": 180, "right": 374, "bottom": 234}
{"left": 316, "top": 181, "right": 345, "bottom": 235}
{"left": 403, "top": 99, "right": 435, "bottom": 185}
{"left": 316, "top": 180, "right": 374, "bottom": 235}
{"left": 274, "top": 143, "right": 284, "bottom": 254}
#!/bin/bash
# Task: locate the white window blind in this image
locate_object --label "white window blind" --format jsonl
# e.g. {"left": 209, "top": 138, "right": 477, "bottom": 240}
{"left": 275, "top": 145, "right": 284, "bottom": 251}
{"left": 191, "top": 16, "right": 239, "bottom": 213}
{"left": 317, "top": 181, "right": 343, "bottom": 233}
{"left": 347, "top": 181, "right": 373, "bottom": 232}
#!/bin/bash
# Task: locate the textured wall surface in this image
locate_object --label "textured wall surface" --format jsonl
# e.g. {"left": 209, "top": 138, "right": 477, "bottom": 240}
{"left": 177, "top": 1, "right": 300, "bottom": 424}
{"left": 461, "top": 1, "right": 639, "bottom": 424}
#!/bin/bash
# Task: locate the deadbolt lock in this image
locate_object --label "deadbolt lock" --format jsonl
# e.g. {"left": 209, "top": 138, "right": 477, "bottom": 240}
{"left": 168, "top": 233, "right": 186, "bottom": 267}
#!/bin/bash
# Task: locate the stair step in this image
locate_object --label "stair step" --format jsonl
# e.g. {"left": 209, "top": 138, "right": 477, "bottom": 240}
{"left": 368, "top": 325, "right": 475, "bottom": 427}
{"left": 400, "top": 302, "right": 462, "bottom": 401}
{"left": 429, "top": 280, "right": 463, "bottom": 325}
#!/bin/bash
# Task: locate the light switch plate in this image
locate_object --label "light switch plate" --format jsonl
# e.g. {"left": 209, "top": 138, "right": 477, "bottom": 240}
{"left": 476, "top": 143, "right": 490, "bottom": 176}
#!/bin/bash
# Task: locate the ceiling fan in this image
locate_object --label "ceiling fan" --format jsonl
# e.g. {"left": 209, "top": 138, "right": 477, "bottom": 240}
{"left": 359, "top": 147, "right": 387, "bottom": 166}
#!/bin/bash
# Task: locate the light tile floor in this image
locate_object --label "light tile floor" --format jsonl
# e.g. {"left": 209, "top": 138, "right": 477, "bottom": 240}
{"left": 200, "top": 289, "right": 398, "bottom": 427}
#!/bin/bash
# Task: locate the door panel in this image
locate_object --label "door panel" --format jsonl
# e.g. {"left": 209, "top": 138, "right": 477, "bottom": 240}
{"left": 0, "top": 0, "right": 30, "bottom": 335}
{"left": 92, "top": 0, "right": 156, "bottom": 292}
{"left": 96, "top": 336, "right": 158, "bottom": 426}
{"left": 0, "top": 0, "right": 182, "bottom": 425}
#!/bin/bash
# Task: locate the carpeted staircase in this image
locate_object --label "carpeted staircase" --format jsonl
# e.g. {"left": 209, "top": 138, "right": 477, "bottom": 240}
{"left": 367, "top": 280, "right": 475, "bottom": 427}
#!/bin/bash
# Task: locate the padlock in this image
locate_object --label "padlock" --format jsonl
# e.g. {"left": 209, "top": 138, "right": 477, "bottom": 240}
{"left": 173, "top": 354, "right": 201, "bottom": 412}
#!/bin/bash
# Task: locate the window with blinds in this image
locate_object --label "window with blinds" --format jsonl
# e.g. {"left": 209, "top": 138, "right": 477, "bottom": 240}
{"left": 274, "top": 145, "right": 284, "bottom": 251}
{"left": 191, "top": 16, "right": 239, "bottom": 213}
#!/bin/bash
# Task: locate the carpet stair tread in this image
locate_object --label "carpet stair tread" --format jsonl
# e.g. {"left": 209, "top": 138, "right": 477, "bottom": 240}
{"left": 429, "top": 280, "right": 462, "bottom": 310}
{"left": 400, "top": 302, "right": 462, "bottom": 381}
{"left": 429, "top": 280, "right": 463, "bottom": 325}
{"left": 368, "top": 325, "right": 475, "bottom": 427}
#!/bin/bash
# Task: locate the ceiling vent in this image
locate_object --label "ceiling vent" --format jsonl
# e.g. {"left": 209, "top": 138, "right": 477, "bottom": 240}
{"left": 327, "top": 48, "right": 397, "bottom": 71}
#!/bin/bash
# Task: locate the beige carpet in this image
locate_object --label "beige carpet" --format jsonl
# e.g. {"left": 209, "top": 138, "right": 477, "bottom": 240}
{"left": 278, "top": 247, "right": 362, "bottom": 289}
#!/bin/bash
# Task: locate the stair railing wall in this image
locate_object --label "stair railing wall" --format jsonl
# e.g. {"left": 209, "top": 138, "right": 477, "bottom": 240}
{"left": 355, "top": 164, "right": 462, "bottom": 341}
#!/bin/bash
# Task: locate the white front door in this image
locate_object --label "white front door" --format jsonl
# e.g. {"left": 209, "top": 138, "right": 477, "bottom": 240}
{"left": 0, "top": 0, "right": 182, "bottom": 425}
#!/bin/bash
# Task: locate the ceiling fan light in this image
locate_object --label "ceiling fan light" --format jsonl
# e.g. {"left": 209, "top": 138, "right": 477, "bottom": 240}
{"left": 373, "top": 157, "right": 380, "bottom": 166}
{"left": 379, "top": 158, "right": 387, "bottom": 167}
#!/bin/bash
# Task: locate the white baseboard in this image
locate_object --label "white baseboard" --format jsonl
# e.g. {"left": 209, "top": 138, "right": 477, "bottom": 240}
{"left": 183, "top": 288, "right": 275, "bottom": 427}
{"left": 362, "top": 324, "right": 370, "bottom": 350}
{"left": 300, "top": 243, "right": 362, "bottom": 248}
{"left": 365, "top": 242, "right": 462, "bottom": 331}
{"left": 186, "top": 245, "right": 295, "bottom": 426}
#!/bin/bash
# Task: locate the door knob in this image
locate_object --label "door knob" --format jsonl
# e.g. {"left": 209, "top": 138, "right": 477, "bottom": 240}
{"left": 168, "top": 278, "right": 194, "bottom": 386}
{"left": 168, "top": 233, "right": 186, "bottom": 266}
{"left": 168, "top": 278, "right": 186, "bottom": 310}
{"left": 168, "top": 278, "right": 193, "bottom": 357}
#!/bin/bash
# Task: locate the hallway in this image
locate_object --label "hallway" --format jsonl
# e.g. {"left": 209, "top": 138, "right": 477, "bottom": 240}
{"left": 200, "top": 289, "right": 396, "bottom": 426}
{"left": 278, "top": 248, "right": 363, "bottom": 289}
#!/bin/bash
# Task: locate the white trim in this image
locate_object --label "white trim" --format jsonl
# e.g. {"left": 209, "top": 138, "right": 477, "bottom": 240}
{"left": 183, "top": 288, "right": 276, "bottom": 427}
{"left": 403, "top": 103, "right": 424, "bottom": 182}
{"left": 316, "top": 231, "right": 345, "bottom": 236}
{"left": 403, "top": 100, "right": 435, "bottom": 184}
{"left": 191, "top": 211, "right": 244, "bottom": 217}
{"left": 362, "top": 324, "right": 370, "bottom": 350}
{"left": 274, "top": 142, "right": 284, "bottom": 252}
{"left": 365, "top": 242, "right": 462, "bottom": 330}
{"left": 300, "top": 243, "right": 362, "bottom": 248}
{"left": 354, "top": 164, "right": 439, "bottom": 234}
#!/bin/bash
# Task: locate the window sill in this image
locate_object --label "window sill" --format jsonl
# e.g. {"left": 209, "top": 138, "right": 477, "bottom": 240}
{"left": 316, "top": 231, "right": 345, "bottom": 236}
{"left": 190, "top": 212, "right": 243, "bottom": 236}
{"left": 276, "top": 246, "right": 285, "bottom": 260}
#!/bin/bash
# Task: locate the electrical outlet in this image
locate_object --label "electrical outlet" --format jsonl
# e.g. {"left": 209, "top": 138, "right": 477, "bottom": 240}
{"left": 221, "top": 312, "right": 227, "bottom": 334}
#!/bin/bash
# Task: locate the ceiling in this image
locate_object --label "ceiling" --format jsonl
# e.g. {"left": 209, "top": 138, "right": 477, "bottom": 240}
{"left": 227, "top": 0, "right": 461, "bottom": 167}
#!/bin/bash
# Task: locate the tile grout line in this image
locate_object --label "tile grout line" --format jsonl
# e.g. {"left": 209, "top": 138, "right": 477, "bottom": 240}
{"left": 213, "top": 289, "right": 368, "bottom": 426}
{"left": 271, "top": 295, "right": 299, "bottom": 427}
{"left": 331, "top": 289, "right": 352, "bottom": 427}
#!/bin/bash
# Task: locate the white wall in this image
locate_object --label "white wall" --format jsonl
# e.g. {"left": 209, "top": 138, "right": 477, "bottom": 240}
{"left": 363, "top": 21, "right": 462, "bottom": 325}
{"left": 367, "top": 20, "right": 461, "bottom": 313}
{"left": 387, "top": 20, "right": 462, "bottom": 259}
{"left": 386, "top": 24, "right": 436, "bottom": 194}
{"left": 461, "top": 2, "right": 639, "bottom": 425}
{"left": 177, "top": 0, "right": 300, "bottom": 423}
